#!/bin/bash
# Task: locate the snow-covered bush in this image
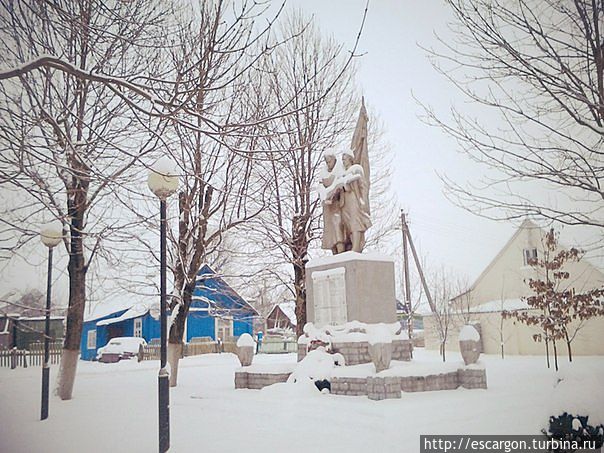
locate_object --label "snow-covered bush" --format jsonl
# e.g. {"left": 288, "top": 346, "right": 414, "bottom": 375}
{"left": 543, "top": 371, "right": 604, "bottom": 452}
{"left": 542, "top": 412, "right": 603, "bottom": 452}
{"left": 288, "top": 347, "right": 342, "bottom": 384}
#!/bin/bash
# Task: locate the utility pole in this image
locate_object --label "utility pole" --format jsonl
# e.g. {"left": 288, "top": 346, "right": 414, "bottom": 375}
{"left": 400, "top": 210, "right": 413, "bottom": 342}
{"left": 401, "top": 210, "right": 436, "bottom": 314}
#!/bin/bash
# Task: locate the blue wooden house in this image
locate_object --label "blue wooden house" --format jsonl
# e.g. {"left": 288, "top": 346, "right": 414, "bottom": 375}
{"left": 80, "top": 265, "right": 257, "bottom": 360}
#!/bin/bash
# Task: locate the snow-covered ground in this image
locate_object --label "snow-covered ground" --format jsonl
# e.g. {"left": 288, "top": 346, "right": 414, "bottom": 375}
{"left": 1, "top": 349, "right": 603, "bottom": 453}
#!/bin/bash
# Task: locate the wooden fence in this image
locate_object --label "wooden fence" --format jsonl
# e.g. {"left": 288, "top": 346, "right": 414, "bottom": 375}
{"left": 0, "top": 342, "right": 62, "bottom": 369}
{"left": 143, "top": 341, "right": 237, "bottom": 360}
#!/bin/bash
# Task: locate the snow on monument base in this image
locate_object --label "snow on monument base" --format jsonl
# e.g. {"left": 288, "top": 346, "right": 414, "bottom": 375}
{"left": 305, "top": 251, "right": 397, "bottom": 326}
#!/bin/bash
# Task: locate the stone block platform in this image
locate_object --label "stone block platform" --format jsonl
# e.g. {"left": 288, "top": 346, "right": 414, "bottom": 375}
{"left": 367, "top": 376, "right": 402, "bottom": 401}
{"left": 331, "top": 367, "right": 487, "bottom": 400}
{"left": 458, "top": 368, "right": 488, "bottom": 389}
{"left": 299, "top": 339, "right": 413, "bottom": 364}
{"left": 234, "top": 365, "right": 294, "bottom": 390}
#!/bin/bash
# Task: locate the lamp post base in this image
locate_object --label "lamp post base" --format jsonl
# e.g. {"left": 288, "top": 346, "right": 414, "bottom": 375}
{"left": 41, "top": 365, "right": 49, "bottom": 420}
{"left": 158, "top": 368, "right": 170, "bottom": 452}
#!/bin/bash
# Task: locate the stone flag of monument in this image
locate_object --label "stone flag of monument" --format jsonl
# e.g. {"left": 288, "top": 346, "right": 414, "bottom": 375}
{"left": 350, "top": 97, "right": 370, "bottom": 216}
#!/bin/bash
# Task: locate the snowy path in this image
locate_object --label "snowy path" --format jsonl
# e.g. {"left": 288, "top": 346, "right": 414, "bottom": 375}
{"left": 1, "top": 349, "right": 602, "bottom": 453}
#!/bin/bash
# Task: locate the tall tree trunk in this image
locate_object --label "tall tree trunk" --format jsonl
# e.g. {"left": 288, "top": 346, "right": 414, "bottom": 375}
{"left": 57, "top": 213, "right": 86, "bottom": 400}
{"left": 293, "top": 259, "right": 307, "bottom": 339}
{"left": 500, "top": 318, "right": 505, "bottom": 359}
{"left": 545, "top": 337, "right": 550, "bottom": 369}
{"left": 292, "top": 214, "right": 308, "bottom": 339}
{"left": 553, "top": 340, "right": 559, "bottom": 372}
{"left": 168, "top": 283, "right": 194, "bottom": 387}
{"left": 564, "top": 331, "right": 573, "bottom": 362}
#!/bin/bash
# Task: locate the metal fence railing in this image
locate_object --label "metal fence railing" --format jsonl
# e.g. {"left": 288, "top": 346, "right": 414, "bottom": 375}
{"left": 259, "top": 340, "right": 297, "bottom": 354}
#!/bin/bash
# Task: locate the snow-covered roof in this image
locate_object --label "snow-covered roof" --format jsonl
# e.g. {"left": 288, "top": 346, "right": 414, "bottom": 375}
{"left": 422, "top": 298, "right": 531, "bottom": 317}
{"left": 277, "top": 301, "right": 296, "bottom": 326}
{"left": 464, "top": 298, "right": 529, "bottom": 314}
{"left": 191, "top": 264, "right": 258, "bottom": 316}
{"left": 307, "top": 251, "right": 395, "bottom": 269}
{"left": 12, "top": 316, "right": 65, "bottom": 321}
{"left": 0, "top": 318, "right": 8, "bottom": 335}
{"left": 97, "top": 303, "right": 149, "bottom": 326}
{"left": 84, "top": 303, "right": 133, "bottom": 322}
{"left": 456, "top": 299, "right": 531, "bottom": 313}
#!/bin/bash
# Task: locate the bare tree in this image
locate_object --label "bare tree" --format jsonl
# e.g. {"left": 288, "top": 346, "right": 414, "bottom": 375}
{"left": 161, "top": 0, "right": 277, "bottom": 385}
{"left": 494, "top": 284, "right": 512, "bottom": 360}
{"left": 424, "top": 0, "right": 604, "bottom": 232}
{"left": 429, "top": 266, "right": 455, "bottom": 362}
{"left": 0, "top": 0, "right": 171, "bottom": 399}
{"left": 450, "top": 277, "right": 473, "bottom": 324}
{"left": 245, "top": 12, "right": 362, "bottom": 338}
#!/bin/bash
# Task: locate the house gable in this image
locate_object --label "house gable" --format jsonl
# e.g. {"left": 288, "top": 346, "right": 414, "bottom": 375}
{"left": 267, "top": 302, "right": 296, "bottom": 330}
{"left": 456, "top": 219, "right": 604, "bottom": 308}
{"left": 193, "top": 264, "right": 258, "bottom": 318}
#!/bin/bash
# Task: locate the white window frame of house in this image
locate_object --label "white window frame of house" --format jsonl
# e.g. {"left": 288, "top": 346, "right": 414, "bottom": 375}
{"left": 87, "top": 330, "right": 97, "bottom": 350}
{"left": 523, "top": 248, "right": 538, "bottom": 266}
{"left": 215, "top": 316, "right": 233, "bottom": 341}
{"left": 133, "top": 318, "right": 143, "bottom": 337}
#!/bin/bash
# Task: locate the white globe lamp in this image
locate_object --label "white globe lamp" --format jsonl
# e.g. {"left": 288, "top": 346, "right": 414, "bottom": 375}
{"left": 40, "top": 222, "right": 63, "bottom": 248}
{"left": 147, "top": 157, "right": 179, "bottom": 199}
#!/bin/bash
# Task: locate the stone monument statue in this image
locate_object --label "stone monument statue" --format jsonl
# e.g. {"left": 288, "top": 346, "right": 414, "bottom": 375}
{"left": 319, "top": 99, "right": 371, "bottom": 254}
{"left": 307, "top": 99, "right": 396, "bottom": 328}
{"left": 320, "top": 153, "right": 346, "bottom": 254}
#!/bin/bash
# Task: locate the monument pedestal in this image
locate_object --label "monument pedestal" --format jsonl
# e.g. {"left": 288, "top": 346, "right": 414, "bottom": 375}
{"left": 305, "top": 251, "right": 397, "bottom": 327}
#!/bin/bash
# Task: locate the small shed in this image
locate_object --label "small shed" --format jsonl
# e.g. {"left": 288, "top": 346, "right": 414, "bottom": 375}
{"left": 266, "top": 301, "right": 296, "bottom": 332}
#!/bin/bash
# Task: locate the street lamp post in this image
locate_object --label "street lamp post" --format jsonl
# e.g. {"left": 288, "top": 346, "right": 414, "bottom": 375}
{"left": 147, "top": 157, "right": 179, "bottom": 453}
{"left": 39, "top": 222, "right": 62, "bottom": 421}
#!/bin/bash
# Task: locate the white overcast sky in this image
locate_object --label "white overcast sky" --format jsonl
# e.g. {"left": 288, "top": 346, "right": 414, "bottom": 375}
{"left": 2, "top": 0, "right": 601, "bottom": 310}
{"left": 287, "top": 0, "right": 602, "bottom": 281}
{"left": 287, "top": 0, "right": 516, "bottom": 279}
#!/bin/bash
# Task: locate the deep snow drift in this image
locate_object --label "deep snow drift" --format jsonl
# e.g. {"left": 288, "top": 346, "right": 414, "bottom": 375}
{"left": 0, "top": 349, "right": 602, "bottom": 453}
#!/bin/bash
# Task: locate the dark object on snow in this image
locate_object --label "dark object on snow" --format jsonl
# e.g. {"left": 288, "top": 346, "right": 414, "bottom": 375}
{"left": 314, "top": 379, "right": 331, "bottom": 392}
{"left": 542, "top": 412, "right": 604, "bottom": 452}
{"left": 137, "top": 344, "right": 144, "bottom": 362}
{"left": 98, "top": 353, "right": 121, "bottom": 363}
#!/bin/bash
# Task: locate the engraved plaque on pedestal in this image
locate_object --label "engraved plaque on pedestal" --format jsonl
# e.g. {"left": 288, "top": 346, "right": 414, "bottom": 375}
{"left": 311, "top": 267, "right": 347, "bottom": 327}
{"left": 306, "top": 251, "right": 397, "bottom": 326}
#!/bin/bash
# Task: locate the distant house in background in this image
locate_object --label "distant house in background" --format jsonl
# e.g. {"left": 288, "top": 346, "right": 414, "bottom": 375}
{"left": 266, "top": 301, "right": 296, "bottom": 332}
{"left": 187, "top": 264, "right": 257, "bottom": 341}
{"left": 80, "top": 264, "right": 257, "bottom": 360}
{"left": 395, "top": 300, "right": 424, "bottom": 331}
{"left": 0, "top": 314, "right": 64, "bottom": 349}
{"left": 80, "top": 305, "right": 159, "bottom": 361}
{"left": 0, "top": 290, "right": 65, "bottom": 349}
{"left": 423, "top": 219, "right": 604, "bottom": 356}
